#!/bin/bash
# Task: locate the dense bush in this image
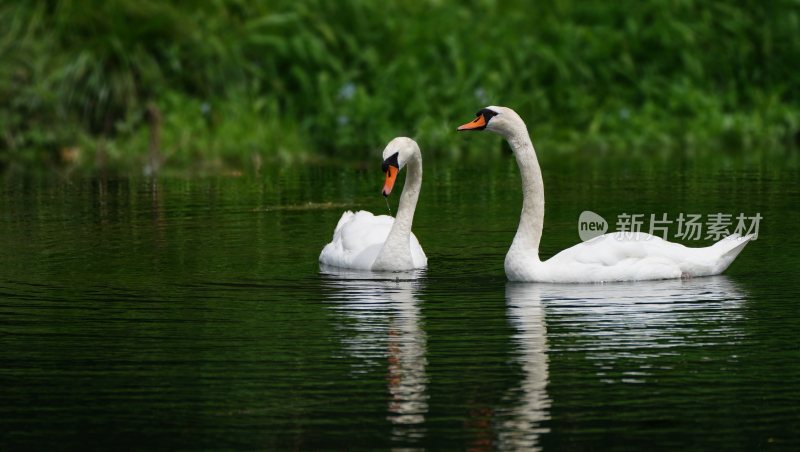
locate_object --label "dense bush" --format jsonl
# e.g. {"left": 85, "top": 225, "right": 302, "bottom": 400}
{"left": 1, "top": 0, "right": 798, "bottom": 171}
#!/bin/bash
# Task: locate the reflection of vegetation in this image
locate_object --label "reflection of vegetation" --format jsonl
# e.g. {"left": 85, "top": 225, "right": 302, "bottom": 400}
{"left": 1, "top": 0, "right": 798, "bottom": 171}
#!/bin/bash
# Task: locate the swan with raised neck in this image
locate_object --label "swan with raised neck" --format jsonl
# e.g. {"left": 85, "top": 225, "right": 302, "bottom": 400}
{"left": 319, "top": 137, "right": 427, "bottom": 272}
{"left": 372, "top": 137, "right": 423, "bottom": 271}
{"left": 458, "top": 106, "right": 752, "bottom": 283}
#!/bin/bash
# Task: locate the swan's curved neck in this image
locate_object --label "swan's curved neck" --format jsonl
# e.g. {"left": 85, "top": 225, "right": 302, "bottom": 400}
{"left": 373, "top": 151, "right": 421, "bottom": 270}
{"left": 506, "top": 124, "right": 544, "bottom": 260}
{"left": 391, "top": 154, "right": 422, "bottom": 243}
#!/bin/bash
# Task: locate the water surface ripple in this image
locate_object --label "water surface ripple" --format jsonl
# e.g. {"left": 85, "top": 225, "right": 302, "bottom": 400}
{"left": 1, "top": 164, "right": 798, "bottom": 449}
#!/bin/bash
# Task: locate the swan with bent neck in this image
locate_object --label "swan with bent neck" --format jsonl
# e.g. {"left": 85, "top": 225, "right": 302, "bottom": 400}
{"left": 458, "top": 106, "right": 752, "bottom": 283}
{"left": 319, "top": 137, "right": 427, "bottom": 271}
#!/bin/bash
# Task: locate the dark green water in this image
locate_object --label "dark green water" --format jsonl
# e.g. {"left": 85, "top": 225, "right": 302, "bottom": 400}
{"left": 1, "top": 157, "right": 799, "bottom": 450}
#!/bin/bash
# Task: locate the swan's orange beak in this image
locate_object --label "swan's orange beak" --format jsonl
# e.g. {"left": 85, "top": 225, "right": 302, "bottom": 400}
{"left": 382, "top": 165, "right": 399, "bottom": 197}
{"left": 457, "top": 114, "right": 486, "bottom": 131}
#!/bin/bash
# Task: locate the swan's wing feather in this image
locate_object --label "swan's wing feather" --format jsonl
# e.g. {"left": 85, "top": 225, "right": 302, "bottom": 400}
{"left": 409, "top": 231, "right": 428, "bottom": 268}
{"left": 340, "top": 211, "right": 393, "bottom": 252}
{"left": 548, "top": 232, "right": 691, "bottom": 265}
{"left": 539, "top": 232, "right": 752, "bottom": 282}
{"left": 331, "top": 210, "right": 356, "bottom": 236}
{"left": 320, "top": 211, "right": 393, "bottom": 270}
{"left": 540, "top": 232, "right": 690, "bottom": 281}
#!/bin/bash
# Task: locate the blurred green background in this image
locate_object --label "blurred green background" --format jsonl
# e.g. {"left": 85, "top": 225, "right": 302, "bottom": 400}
{"left": 1, "top": 0, "right": 798, "bottom": 173}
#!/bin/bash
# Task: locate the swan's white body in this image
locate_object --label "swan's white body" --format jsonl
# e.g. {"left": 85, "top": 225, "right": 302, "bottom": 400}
{"left": 506, "top": 231, "right": 751, "bottom": 283}
{"left": 461, "top": 106, "right": 752, "bottom": 283}
{"left": 319, "top": 210, "right": 427, "bottom": 270}
{"left": 319, "top": 138, "right": 427, "bottom": 271}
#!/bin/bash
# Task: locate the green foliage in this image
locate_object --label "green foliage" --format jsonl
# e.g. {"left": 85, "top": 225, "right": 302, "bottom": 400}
{"left": 1, "top": 0, "right": 798, "bottom": 171}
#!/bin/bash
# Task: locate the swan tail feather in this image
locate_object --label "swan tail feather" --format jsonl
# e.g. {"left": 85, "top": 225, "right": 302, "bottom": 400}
{"left": 711, "top": 233, "right": 753, "bottom": 273}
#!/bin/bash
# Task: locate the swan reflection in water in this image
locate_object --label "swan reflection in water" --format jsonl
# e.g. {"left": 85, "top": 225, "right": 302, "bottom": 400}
{"left": 539, "top": 275, "right": 747, "bottom": 363}
{"left": 499, "top": 275, "right": 746, "bottom": 450}
{"left": 320, "top": 265, "right": 428, "bottom": 443}
{"left": 498, "top": 282, "right": 551, "bottom": 451}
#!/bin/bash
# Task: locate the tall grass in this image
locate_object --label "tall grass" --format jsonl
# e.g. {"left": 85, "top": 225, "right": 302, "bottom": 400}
{"left": 1, "top": 0, "right": 798, "bottom": 172}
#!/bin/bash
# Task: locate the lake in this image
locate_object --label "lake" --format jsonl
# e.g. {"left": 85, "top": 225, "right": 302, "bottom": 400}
{"left": 1, "top": 154, "right": 799, "bottom": 450}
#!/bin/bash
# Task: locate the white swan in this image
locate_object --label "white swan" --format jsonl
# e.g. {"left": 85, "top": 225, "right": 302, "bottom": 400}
{"left": 458, "top": 106, "right": 752, "bottom": 283}
{"left": 319, "top": 137, "right": 427, "bottom": 271}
